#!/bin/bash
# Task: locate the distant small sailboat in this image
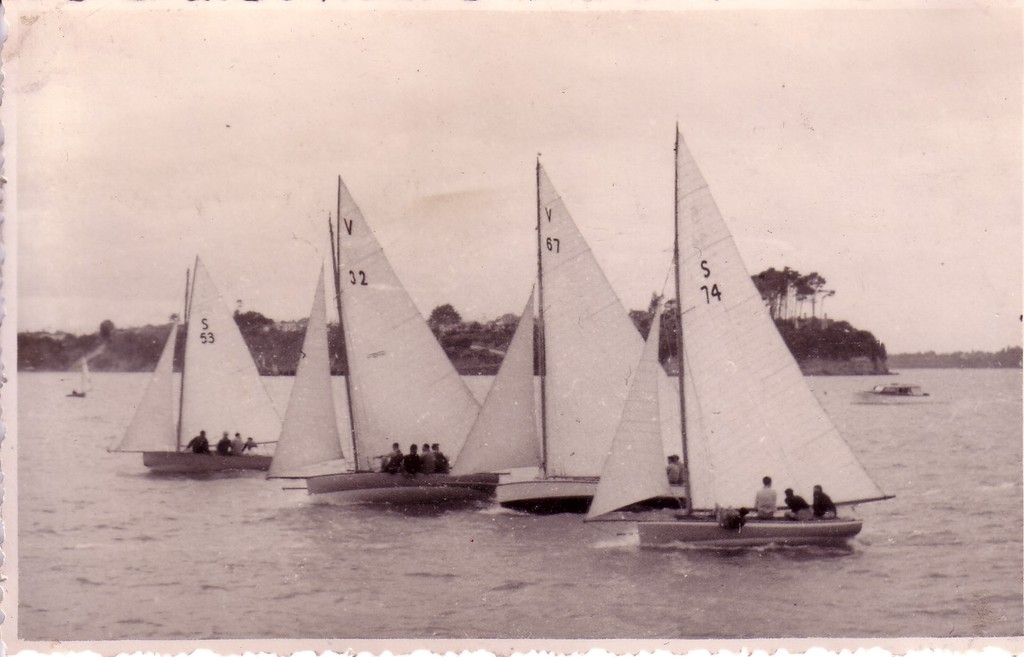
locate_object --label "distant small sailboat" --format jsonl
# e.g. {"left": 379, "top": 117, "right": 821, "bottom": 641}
{"left": 67, "top": 360, "right": 91, "bottom": 398}
{"left": 297, "top": 177, "right": 496, "bottom": 504}
{"left": 494, "top": 163, "right": 684, "bottom": 514}
{"left": 111, "top": 258, "right": 280, "bottom": 473}
{"left": 587, "top": 129, "right": 892, "bottom": 547}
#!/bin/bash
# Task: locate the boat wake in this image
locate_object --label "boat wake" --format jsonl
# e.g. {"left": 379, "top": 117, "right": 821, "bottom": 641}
{"left": 590, "top": 531, "right": 640, "bottom": 550}
{"left": 476, "top": 504, "right": 528, "bottom": 516}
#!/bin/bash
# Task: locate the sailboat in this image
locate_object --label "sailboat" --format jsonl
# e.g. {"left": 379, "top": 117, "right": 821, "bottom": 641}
{"left": 111, "top": 258, "right": 281, "bottom": 473}
{"left": 298, "top": 177, "right": 497, "bottom": 504}
{"left": 586, "top": 128, "right": 892, "bottom": 547}
{"left": 493, "top": 163, "right": 685, "bottom": 514}
{"left": 67, "top": 359, "right": 91, "bottom": 398}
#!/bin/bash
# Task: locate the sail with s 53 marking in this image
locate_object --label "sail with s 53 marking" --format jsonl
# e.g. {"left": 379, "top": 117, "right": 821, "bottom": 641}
{"left": 179, "top": 259, "right": 282, "bottom": 448}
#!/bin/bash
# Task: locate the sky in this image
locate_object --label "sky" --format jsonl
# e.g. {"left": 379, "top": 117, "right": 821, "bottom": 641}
{"left": 9, "top": 3, "right": 1022, "bottom": 354}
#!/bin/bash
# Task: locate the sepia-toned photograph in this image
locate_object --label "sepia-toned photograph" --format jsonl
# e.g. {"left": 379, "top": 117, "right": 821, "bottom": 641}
{"left": 4, "top": 2, "right": 1022, "bottom": 655}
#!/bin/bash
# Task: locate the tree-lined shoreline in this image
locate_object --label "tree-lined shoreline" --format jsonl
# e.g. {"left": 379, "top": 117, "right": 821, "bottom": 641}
{"left": 19, "top": 267, "right": 1020, "bottom": 374}
{"left": 17, "top": 311, "right": 1020, "bottom": 375}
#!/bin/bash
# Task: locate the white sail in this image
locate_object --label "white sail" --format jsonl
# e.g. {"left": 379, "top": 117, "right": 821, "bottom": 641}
{"left": 269, "top": 269, "right": 346, "bottom": 477}
{"left": 113, "top": 323, "right": 178, "bottom": 452}
{"left": 587, "top": 304, "right": 672, "bottom": 519}
{"left": 336, "top": 176, "right": 480, "bottom": 472}
{"left": 452, "top": 289, "right": 541, "bottom": 475}
{"left": 538, "top": 165, "right": 649, "bottom": 477}
{"left": 179, "top": 259, "right": 282, "bottom": 450}
{"left": 674, "top": 129, "right": 887, "bottom": 510}
{"left": 81, "top": 360, "right": 92, "bottom": 392}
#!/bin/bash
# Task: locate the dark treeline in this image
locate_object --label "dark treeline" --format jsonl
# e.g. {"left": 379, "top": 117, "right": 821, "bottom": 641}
{"left": 21, "top": 267, "right": 1008, "bottom": 375}
{"left": 888, "top": 347, "right": 1022, "bottom": 369}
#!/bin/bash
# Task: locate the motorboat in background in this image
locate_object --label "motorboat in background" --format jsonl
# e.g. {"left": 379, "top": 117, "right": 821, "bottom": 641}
{"left": 860, "top": 382, "right": 931, "bottom": 403}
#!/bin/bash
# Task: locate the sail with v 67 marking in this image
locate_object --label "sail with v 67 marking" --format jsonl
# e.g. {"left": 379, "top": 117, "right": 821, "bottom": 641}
{"left": 537, "top": 164, "right": 682, "bottom": 478}
{"left": 495, "top": 164, "right": 684, "bottom": 514}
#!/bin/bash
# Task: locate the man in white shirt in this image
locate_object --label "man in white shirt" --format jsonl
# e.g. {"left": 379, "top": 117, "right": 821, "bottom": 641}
{"left": 755, "top": 476, "right": 777, "bottom": 519}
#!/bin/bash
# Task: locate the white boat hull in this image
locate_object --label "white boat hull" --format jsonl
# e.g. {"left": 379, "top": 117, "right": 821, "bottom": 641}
{"left": 304, "top": 472, "right": 499, "bottom": 505}
{"left": 496, "top": 477, "right": 598, "bottom": 514}
{"left": 142, "top": 451, "right": 272, "bottom": 473}
{"left": 497, "top": 478, "right": 685, "bottom": 515}
{"left": 857, "top": 391, "right": 932, "bottom": 404}
{"left": 638, "top": 516, "right": 863, "bottom": 548}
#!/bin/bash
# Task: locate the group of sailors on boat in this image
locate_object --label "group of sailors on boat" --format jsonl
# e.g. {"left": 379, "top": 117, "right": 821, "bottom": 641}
{"left": 379, "top": 442, "right": 451, "bottom": 476}
{"left": 716, "top": 476, "right": 839, "bottom": 530}
{"left": 184, "top": 430, "right": 260, "bottom": 456}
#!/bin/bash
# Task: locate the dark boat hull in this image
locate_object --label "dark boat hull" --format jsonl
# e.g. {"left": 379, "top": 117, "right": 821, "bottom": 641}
{"left": 638, "top": 516, "right": 863, "bottom": 548}
{"left": 142, "top": 451, "right": 272, "bottom": 473}
{"left": 304, "top": 471, "right": 499, "bottom": 505}
{"left": 496, "top": 478, "right": 686, "bottom": 515}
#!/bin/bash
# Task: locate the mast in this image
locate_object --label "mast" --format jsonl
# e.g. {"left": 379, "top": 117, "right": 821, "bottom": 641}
{"left": 673, "top": 127, "right": 692, "bottom": 513}
{"left": 331, "top": 176, "right": 360, "bottom": 470}
{"left": 175, "top": 259, "right": 197, "bottom": 451}
{"left": 536, "top": 157, "right": 549, "bottom": 477}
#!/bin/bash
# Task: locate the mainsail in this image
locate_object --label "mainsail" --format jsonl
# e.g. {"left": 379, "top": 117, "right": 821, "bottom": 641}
{"left": 269, "top": 269, "right": 346, "bottom": 477}
{"left": 451, "top": 289, "right": 542, "bottom": 476}
{"left": 113, "top": 323, "right": 178, "bottom": 452}
{"left": 674, "top": 129, "right": 887, "bottom": 510}
{"left": 587, "top": 304, "right": 672, "bottom": 519}
{"left": 335, "top": 176, "right": 480, "bottom": 472}
{"left": 538, "top": 165, "right": 681, "bottom": 477}
{"left": 179, "top": 259, "right": 282, "bottom": 448}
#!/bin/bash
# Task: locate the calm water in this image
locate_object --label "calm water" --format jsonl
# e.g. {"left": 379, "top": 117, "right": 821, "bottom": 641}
{"left": 13, "top": 369, "right": 1023, "bottom": 643}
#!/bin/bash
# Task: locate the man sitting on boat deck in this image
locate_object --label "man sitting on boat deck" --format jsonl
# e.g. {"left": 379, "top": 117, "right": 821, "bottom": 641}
{"left": 216, "top": 432, "right": 233, "bottom": 456}
{"left": 421, "top": 443, "right": 436, "bottom": 474}
{"left": 755, "top": 476, "right": 777, "bottom": 519}
{"left": 243, "top": 436, "right": 258, "bottom": 452}
{"left": 402, "top": 443, "right": 422, "bottom": 475}
{"left": 813, "top": 485, "right": 838, "bottom": 519}
{"left": 185, "top": 430, "right": 211, "bottom": 454}
{"left": 231, "top": 432, "right": 245, "bottom": 456}
{"left": 666, "top": 455, "right": 685, "bottom": 485}
{"left": 432, "top": 443, "right": 450, "bottom": 474}
{"left": 784, "top": 488, "right": 814, "bottom": 520}
{"left": 382, "top": 443, "right": 403, "bottom": 473}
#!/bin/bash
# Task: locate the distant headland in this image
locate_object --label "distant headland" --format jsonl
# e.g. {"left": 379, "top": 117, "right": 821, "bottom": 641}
{"left": 17, "top": 267, "right": 1021, "bottom": 375}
